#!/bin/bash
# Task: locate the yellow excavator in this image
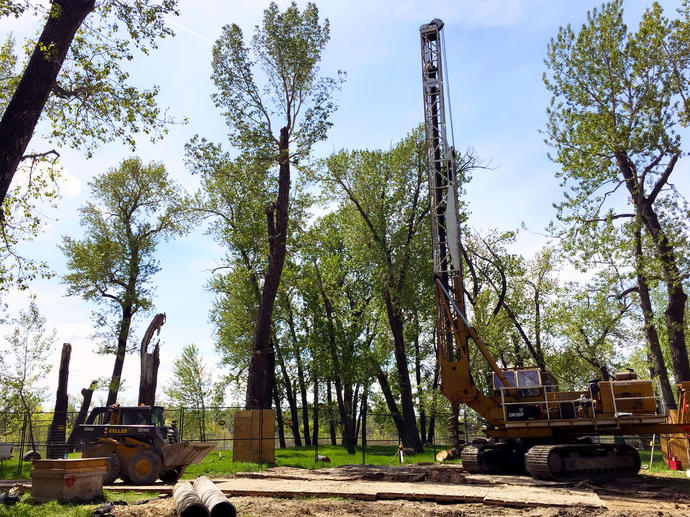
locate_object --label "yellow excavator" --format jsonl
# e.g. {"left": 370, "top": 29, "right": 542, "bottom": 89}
{"left": 420, "top": 18, "right": 690, "bottom": 480}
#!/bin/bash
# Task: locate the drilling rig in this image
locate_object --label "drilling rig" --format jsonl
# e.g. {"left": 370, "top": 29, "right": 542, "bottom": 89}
{"left": 420, "top": 18, "right": 690, "bottom": 480}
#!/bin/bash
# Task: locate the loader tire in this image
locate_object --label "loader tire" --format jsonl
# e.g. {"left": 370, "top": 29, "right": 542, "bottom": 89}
{"left": 103, "top": 453, "right": 120, "bottom": 484}
{"left": 124, "top": 450, "right": 161, "bottom": 485}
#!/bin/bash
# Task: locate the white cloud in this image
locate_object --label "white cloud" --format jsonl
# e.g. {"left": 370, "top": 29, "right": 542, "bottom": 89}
{"left": 55, "top": 322, "right": 92, "bottom": 343}
{"left": 58, "top": 167, "right": 82, "bottom": 199}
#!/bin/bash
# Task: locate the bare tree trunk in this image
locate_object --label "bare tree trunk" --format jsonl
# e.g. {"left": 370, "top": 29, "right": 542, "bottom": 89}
{"left": 66, "top": 380, "right": 97, "bottom": 452}
{"left": 282, "top": 294, "right": 311, "bottom": 445}
{"left": 107, "top": 303, "right": 134, "bottom": 406}
{"left": 138, "top": 313, "right": 165, "bottom": 406}
{"left": 351, "top": 384, "right": 360, "bottom": 447}
{"left": 19, "top": 391, "right": 37, "bottom": 453}
{"left": 326, "top": 380, "right": 336, "bottom": 445}
{"left": 414, "top": 329, "right": 427, "bottom": 443}
{"left": 376, "top": 370, "right": 404, "bottom": 437}
{"left": 245, "top": 127, "right": 290, "bottom": 409}
{"left": 633, "top": 224, "right": 676, "bottom": 409}
{"left": 427, "top": 354, "right": 440, "bottom": 444}
{"left": 312, "top": 375, "right": 319, "bottom": 445}
{"left": 0, "top": 0, "right": 96, "bottom": 205}
{"left": 292, "top": 327, "right": 311, "bottom": 445}
{"left": 47, "top": 343, "right": 71, "bottom": 458}
{"left": 359, "top": 386, "right": 368, "bottom": 446}
{"left": 274, "top": 336, "right": 302, "bottom": 446}
{"left": 340, "top": 381, "right": 355, "bottom": 454}
{"left": 617, "top": 152, "right": 689, "bottom": 382}
{"left": 314, "top": 260, "right": 354, "bottom": 452}
{"left": 383, "top": 286, "right": 423, "bottom": 452}
{"left": 298, "top": 360, "right": 311, "bottom": 446}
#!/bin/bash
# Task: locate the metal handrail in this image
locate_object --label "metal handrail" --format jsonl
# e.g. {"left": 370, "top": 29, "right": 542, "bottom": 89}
{"left": 497, "top": 385, "right": 592, "bottom": 422}
{"left": 497, "top": 382, "right": 662, "bottom": 424}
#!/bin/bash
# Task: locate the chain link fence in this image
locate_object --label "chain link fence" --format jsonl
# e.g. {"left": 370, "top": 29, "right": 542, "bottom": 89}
{"left": 0, "top": 405, "right": 486, "bottom": 476}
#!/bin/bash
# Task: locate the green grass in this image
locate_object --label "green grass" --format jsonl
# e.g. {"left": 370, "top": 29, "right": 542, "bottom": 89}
{"left": 641, "top": 448, "right": 690, "bottom": 479}
{"left": 0, "top": 457, "right": 31, "bottom": 480}
{"left": 182, "top": 444, "right": 457, "bottom": 478}
{"left": 0, "top": 490, "right": 153, "bottom": 517}
{"left": 3, "top": 444, "right": 686, "bottom": 482}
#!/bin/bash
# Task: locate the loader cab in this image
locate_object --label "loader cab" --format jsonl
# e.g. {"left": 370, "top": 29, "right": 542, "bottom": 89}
{"left": 85, "top": 405, "right": 165, "bottom": 427}
{"left": 492, "top": 368, "right": 559, "bottom": 398}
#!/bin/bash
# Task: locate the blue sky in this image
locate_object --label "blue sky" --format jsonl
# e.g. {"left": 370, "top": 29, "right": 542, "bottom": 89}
{"left": 2, "top": 0, "right": 688, "bottom": 406}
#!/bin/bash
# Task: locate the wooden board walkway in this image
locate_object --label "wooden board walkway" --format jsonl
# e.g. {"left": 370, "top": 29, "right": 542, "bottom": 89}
{"left": 5, "top": 464, "right": 606, "bottom": 509}
{"left": 212, "top": 475, "right": 605, "bottom": 509}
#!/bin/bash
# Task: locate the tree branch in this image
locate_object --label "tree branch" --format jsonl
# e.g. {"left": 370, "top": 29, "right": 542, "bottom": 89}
{"left": 647, "top": 153, "right": 679, "bottom": 205}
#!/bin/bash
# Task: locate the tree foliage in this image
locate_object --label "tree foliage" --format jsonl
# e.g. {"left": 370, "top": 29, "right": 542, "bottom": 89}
{"left": 545, "top": 0, "right": 690, "bottom": 383}
{"left": 0, "top": 0, "right": 181, "bottom": 291}
{"left": 195, "top": 1, "right": 341, "bottom": 410}
{"left": 61, "top": 157, "right": 190, "bottom": 404}
{"left": 165, "top": 343, "right": 221, "bottom": 442}
{"left": 210, "top": 1, "right": 341, "bottom": 161}
{"left": 0, "top": 300, "right": 55, "bottom": 450}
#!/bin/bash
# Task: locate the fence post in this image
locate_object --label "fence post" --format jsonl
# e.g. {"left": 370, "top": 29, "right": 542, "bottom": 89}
{"left": 361, "top": 411, "right": 365, "bottom": 466}
{"left": 17, "top": 412, "right": 27, "bottom": 478}
{"left": 179, "top": 407, "right": 184, "bottom": 441}
{"left": 432, "top": 410, "right": 436, "bottom": 459}
{"left": 313, "top": 403, "right": 319, "bottom": 462}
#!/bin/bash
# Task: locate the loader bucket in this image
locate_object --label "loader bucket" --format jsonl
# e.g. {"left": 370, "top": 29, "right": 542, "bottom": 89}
{"left": 162, "top": 442, "right": 215, "bottom": 469}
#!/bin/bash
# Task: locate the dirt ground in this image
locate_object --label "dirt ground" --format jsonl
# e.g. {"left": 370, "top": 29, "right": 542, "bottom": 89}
{"left": 111, "top": 465, "right": 690, "bottom": 517}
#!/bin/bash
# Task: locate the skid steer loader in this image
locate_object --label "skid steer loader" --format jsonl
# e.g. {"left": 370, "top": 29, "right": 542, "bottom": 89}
{"left": 73, "top": 405, "right": 214, "bottom": 484}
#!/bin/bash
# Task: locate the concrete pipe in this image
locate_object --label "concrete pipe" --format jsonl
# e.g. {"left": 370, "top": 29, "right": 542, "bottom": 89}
{"left": 173, "top": 480, "right": 209, "bottom": 517}
{"left": 193, "top": 476, "right": 236, "bottom": 517}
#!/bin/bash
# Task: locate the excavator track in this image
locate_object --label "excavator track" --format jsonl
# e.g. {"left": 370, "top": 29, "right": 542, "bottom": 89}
{"left": 460, "top": 445, "right": 483, "bottom": 473}
{"left": 525, "top": 443, "right": 640, "bottom": 480}
{"left": 461, "top": 443, "right": 524, "bottom": 474}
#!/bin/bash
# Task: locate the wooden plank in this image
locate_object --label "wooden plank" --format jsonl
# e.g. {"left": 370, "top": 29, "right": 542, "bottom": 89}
{"left": 212, "top": 477, "right": 604, "bottom": 508}
{"left": 483, "top": 485, "right": 605, "bottom": 509}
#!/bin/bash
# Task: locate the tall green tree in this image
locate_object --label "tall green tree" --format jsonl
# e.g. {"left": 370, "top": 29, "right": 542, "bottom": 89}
{"left": 165, "top": 344, "right": 220, "bottom": 442}
{"left": 198, "top": 1, "right": 341, "bottom": 410}
{"left": 0, "top": 0, "right": 180, "bottom": 207}
{"left": 300, "top": 209, "right": 379, "bottom": 453}
{"left": 321, "top": 128, "right": 430, "bottom": 452}
{"left": 61, "top": 157, "right": 189, "bottom": 405}
{"left": 545, "top": 0, "right": 690, "bottom": 383}
{"left": 0, "top": 301, "right": 55, "bottom": 453}
{"left": 469, "top": 236, "right": 562, "bottom": 371}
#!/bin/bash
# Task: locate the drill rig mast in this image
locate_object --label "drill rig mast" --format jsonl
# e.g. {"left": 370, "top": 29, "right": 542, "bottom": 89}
{"left": 420, "top": 19, "right": 511, "bottom": 450}
{"left": 420, "top": 19, "right": 467, "bottom": 377}
{"left": 420, "top": 18, "right": 468, "bottom": 452}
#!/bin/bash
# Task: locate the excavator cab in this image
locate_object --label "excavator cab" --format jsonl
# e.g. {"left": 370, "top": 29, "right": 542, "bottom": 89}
{"left": 492, "top": 368, "right": 559, "bottom": 398}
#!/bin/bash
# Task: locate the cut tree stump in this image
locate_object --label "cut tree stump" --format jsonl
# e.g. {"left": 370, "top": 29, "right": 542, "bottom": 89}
{"left": 46, "top": 344, "right": 71, "bottom": 459}
{"left": 138, "top": 313, "right": 165, "bottom": 406}
{"left": 66, "top": 380, "right": 97, "bottom": 452}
